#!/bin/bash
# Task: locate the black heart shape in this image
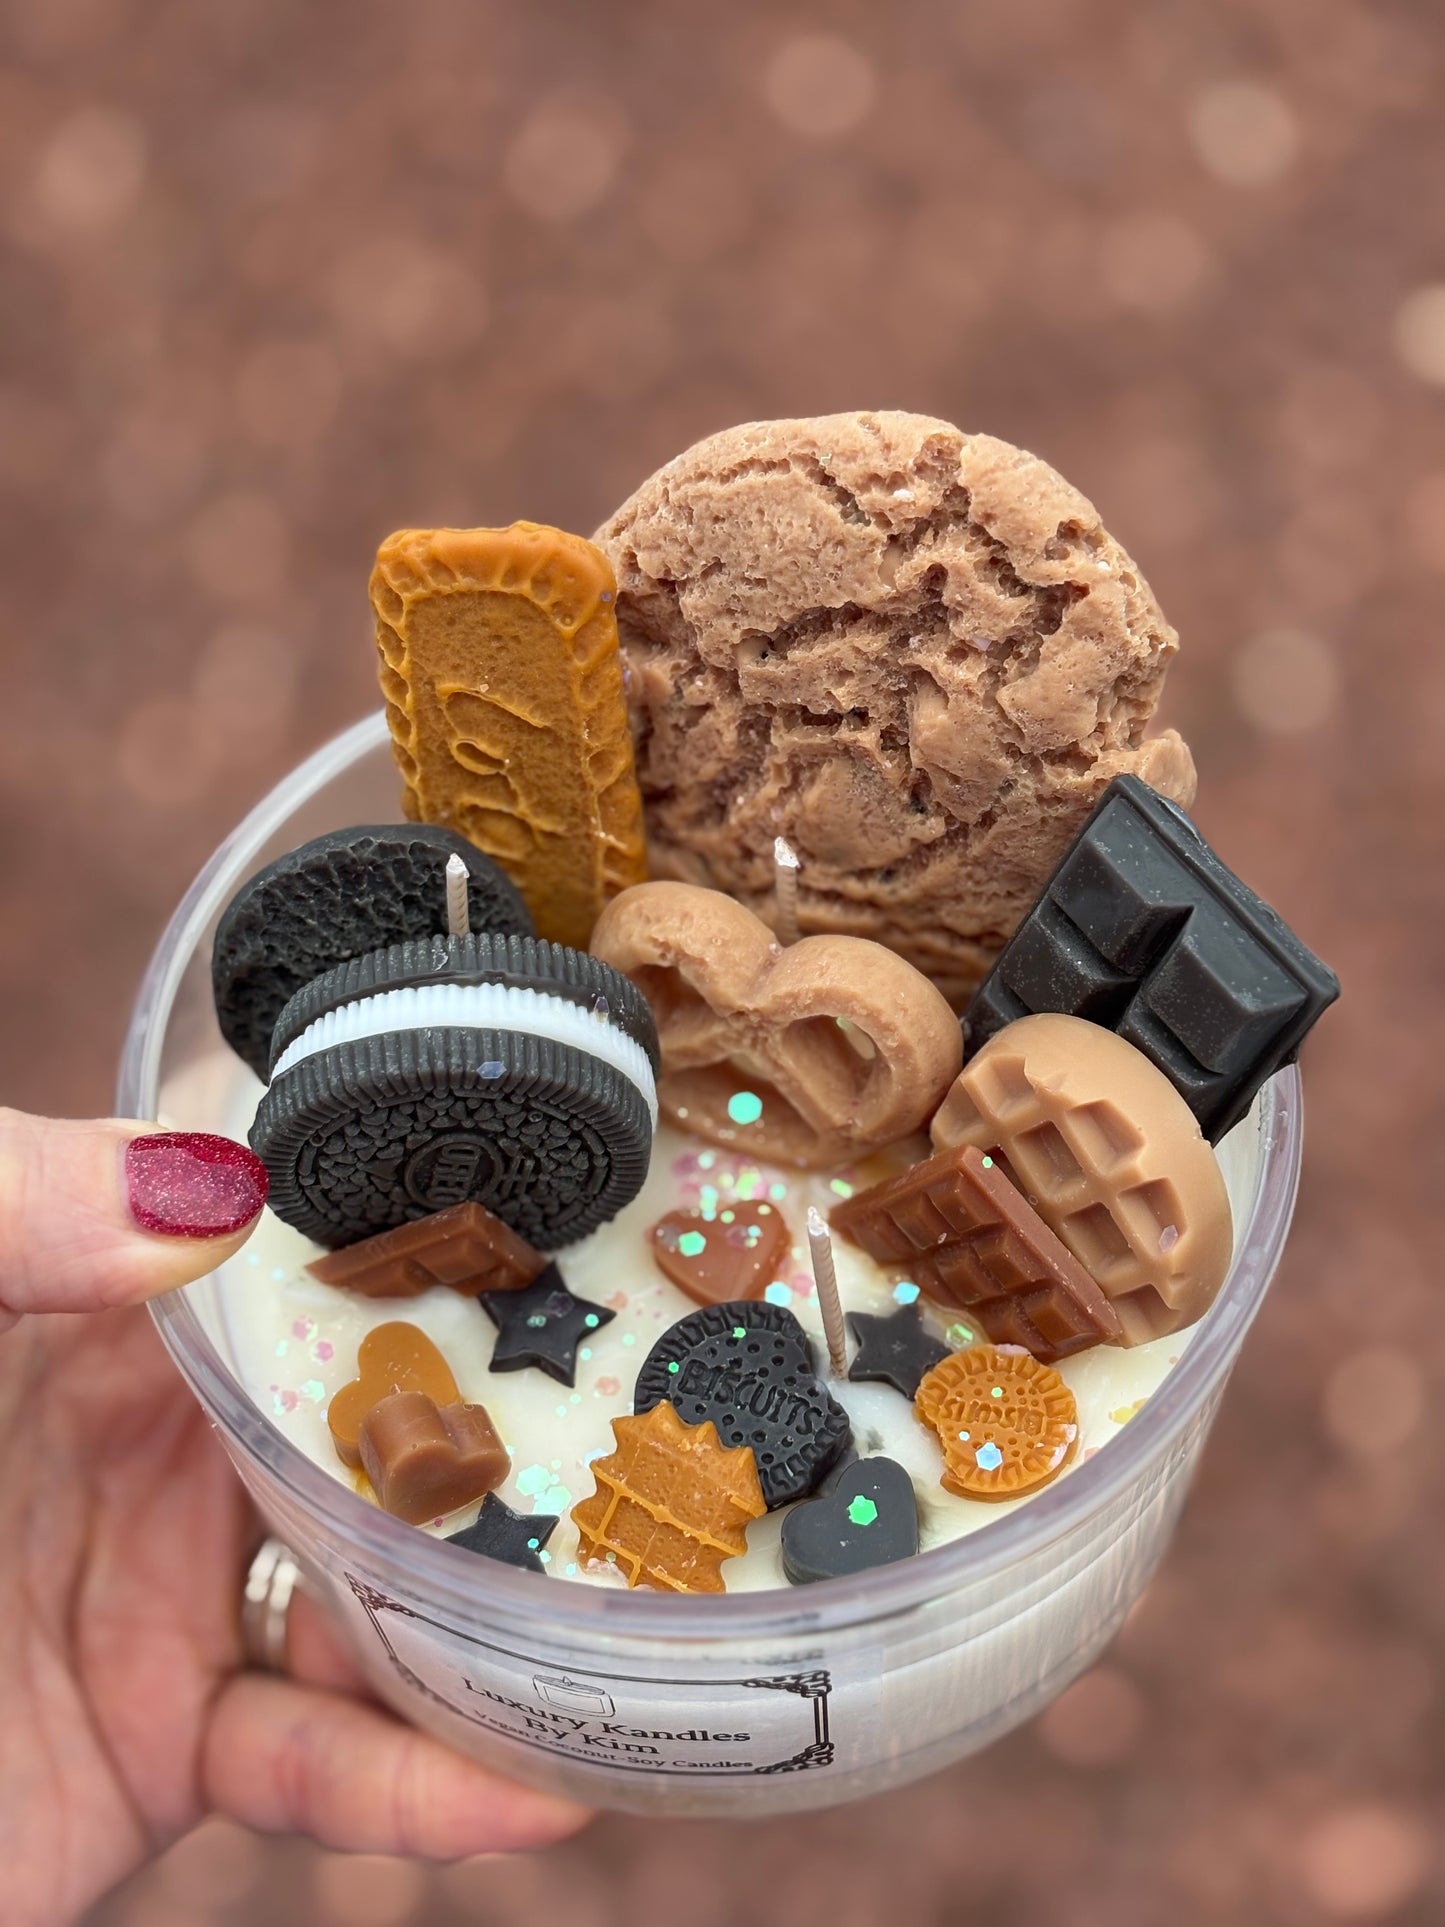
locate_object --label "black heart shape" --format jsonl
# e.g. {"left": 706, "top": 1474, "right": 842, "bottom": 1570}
{"left": 633, "top": 1300, "right": 851, "bottom": 1509}
{"left": 780, "top": 1456, "right": 919, "bottom": 1585}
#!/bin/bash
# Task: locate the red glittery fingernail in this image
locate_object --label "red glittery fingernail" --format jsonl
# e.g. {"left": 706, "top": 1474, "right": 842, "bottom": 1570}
{"left": 125, "top": 1132, "right": 269, "bottom": 1238}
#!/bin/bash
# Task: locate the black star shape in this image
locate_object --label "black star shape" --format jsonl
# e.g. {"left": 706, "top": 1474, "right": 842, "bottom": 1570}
{"left": 446, "top": 1493, "right": 559, "bottom": 1574}
{"left": 479, "top": 1261, "right": 615, "bottom": 1386}
{"left": 846, "top": 1302, "right": 951, "bottom": 1400}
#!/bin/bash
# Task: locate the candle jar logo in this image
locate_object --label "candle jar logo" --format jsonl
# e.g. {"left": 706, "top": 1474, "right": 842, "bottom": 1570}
{"left": 531, "top": 1674, "right": 616, "bottom": 1719}
{"left": 404, "top": 1133, "right": 499, "bottom": 1210}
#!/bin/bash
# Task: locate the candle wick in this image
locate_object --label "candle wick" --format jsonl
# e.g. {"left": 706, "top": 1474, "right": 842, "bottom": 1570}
{"left": 773, "top": 835, "right": 801, "bottom": 947}
{"left": 806, "top": 1204, "right": 848, "bottom": 1380}
{"left": 445, "top": 854, "right": 471, "bottom": 938}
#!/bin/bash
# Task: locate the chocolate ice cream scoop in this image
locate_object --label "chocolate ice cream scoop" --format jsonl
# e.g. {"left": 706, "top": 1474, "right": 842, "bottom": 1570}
{"left": 597, "top": 411, "right": 1195, "bottom": 1008}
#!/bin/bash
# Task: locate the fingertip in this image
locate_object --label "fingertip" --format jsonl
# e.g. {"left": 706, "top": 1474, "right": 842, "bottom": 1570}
{"left": 0, "top": 1111, "right": 268, "bottom": 1318}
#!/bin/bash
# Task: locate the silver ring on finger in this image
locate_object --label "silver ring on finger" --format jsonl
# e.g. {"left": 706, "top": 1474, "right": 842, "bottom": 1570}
{"left": 241, "top": 1537, "right": 301, "bottom": 1673}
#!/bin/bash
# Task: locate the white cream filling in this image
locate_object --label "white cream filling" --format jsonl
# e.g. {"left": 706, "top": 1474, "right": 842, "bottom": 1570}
{"left": 270, "top": 980, "right": 658, "bottom": 1123}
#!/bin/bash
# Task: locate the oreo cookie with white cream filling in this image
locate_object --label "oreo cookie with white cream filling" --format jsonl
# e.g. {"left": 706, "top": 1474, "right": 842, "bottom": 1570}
{"left": 251, "top": 933, "right": 658, "bottom": 1251}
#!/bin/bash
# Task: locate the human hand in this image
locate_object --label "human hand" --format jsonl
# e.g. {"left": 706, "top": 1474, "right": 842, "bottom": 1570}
{"left": 0, "top": 1110, "right": 588, "bottom": 1927}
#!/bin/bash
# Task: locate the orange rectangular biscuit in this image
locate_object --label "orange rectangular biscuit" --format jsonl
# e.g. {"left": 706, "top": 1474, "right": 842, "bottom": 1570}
{"left": 371, "top": 521, "right": 647, "bottom": 949}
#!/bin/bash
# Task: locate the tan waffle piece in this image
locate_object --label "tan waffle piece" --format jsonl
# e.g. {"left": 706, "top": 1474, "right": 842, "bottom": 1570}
{"left": 915, "top": 1344, "right": 1079, "bottom": 1500}
{"left": 931, "top": 1014, "right": 1232, "bottom": 1344}
{"left": 371, "top": 521, "right": 648, "bottom": 949}
{"left": 831, "top": 1142, "right": 1123, "bottom": 1362}
{"left": 571, "top": 1400, "right": 766, "bottom": 1592}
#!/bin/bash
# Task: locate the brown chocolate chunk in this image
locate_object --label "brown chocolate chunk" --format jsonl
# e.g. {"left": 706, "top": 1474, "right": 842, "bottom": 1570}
{"left": 650, "top": 1201, "right": 791, "bottom": 1305}
{"left": 915, "top": 1345, "right": 1079, "bottom": 1500}
{"left": 831, "top": 1142, "right": 1123, "bottom": 1364}
{"left": 326, "top": 1322, "right": 460, "bottom": 1469}
{"left": 932, "top": 1014, "right": 1233, "bottom": 1343}
{"left": 358, "top": 1389, "right": 510, "bottom": 1524}
{"left": 306, "top": 1200, "right": 547, "bottom": 1299}
{"left": 571, "top": 1400, "right": 766, "bottom": 1592}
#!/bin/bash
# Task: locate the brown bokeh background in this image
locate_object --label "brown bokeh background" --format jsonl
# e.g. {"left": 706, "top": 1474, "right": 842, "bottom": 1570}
{"left": 0, "top": 0, "right": 1439, "bottom": 1920}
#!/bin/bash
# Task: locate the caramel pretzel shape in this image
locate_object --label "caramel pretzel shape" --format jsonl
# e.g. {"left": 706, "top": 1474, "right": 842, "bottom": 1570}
{"left": 589, "top": 881, "right": 962, "bottom": 1168}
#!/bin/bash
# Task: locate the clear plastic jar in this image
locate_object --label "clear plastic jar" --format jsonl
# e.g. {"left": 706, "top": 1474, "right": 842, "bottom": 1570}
{"left": 118, "top": 715, "right": 1303, "bottom": 1818}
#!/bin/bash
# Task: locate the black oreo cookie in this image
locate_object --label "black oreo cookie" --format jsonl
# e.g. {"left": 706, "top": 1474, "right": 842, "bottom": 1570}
{"left": 634, "top": 1301, "right": 852, "bottom": 1510}
{"left": 251, "top": 933, "right": 658, "bottom": 1251}
{"left": 212, "top": 824, "right": 534, "bottom": 1080}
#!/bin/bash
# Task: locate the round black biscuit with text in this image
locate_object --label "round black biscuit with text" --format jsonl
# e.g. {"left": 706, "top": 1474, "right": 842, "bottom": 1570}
{"left": 633, "top": 1300, "right": 852, "bottom": 1509}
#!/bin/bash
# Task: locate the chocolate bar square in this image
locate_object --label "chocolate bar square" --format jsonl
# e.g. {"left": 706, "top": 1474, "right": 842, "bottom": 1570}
{"left": 963, "top": 777, "right": 1339, "bottom": 1141}
{"left": 831, "top": 1143, "right": 1123, "bottom": 1364}
{"left": 306, "top": 1200, "right": 546, "bottom": 1298}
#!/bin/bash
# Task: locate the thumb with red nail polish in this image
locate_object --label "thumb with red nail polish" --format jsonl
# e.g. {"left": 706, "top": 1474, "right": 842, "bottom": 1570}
{"left": 0, "top": 1108, "right": 268, "bottom": 1329}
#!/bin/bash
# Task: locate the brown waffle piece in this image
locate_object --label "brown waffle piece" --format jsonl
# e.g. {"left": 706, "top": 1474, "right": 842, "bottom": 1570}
{"left": 371, "top": 521, "right": 648, "bottom": 949}
{"left": 831, "top": 1143, "right": 1123, "bottom": 1363}
{"left": 571, "top": 1400, "right": 766, "bottom": 1592}
{"left": 931, "top": 1014, "right": 1233, "bottom": 1344}
{"left": 915, "top": 1345, "right": 1079, "bottom": 1500}
{"left": 307, "top": 1201, "right": 546, "bottom": 1299}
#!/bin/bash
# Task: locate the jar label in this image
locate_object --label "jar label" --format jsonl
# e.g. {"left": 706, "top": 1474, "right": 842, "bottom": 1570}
{"left": 342, "top": 1573, "right": 873, "bottom": 1776}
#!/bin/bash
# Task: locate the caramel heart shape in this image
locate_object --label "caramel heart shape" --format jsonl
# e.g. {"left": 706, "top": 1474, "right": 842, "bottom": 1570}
{"left": 327, "top": 1321, "right": 460, "bottom": 1469}
{"left": 358, "top": 1389, "right": 510, "bottom": 1524}
{"left": 650, "top": 1202, "right": 791, "bottom": 1305}
{"left": 590, "top": 882, "right": 963, "bottom": 1167}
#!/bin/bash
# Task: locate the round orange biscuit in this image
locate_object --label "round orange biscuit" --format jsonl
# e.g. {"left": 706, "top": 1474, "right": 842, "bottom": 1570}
{"left": 914, "top": 1345, "right": 1079, "bottom": 1501}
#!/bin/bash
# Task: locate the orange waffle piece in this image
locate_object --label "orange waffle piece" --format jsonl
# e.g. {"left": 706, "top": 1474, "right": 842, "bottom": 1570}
{"left": 914, "top": 1344, "right": 1079, "bottom": 1501}
{"left": 371, "top": 521, "right": 647, "bottom": 949}
{"left": 571, "top": 1400, "right": 766, "bottom": 1592}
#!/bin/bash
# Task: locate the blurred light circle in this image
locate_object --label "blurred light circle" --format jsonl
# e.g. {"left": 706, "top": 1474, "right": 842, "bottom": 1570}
{"left": 194, "top": 619, "right": 297, "bottom": 756}
{"left": 117, "top": 698, "right": 221, "bottom": 805}
{"left": 32, "top": 104, "right": 147, "bottom": 229}
{"left": 235, "top": 340, "right": 343, "bottom": 446}
{"left": 185, "top": 491, "right": 290, "bottom": 603}
{"left": 503, "top": 89, "right": 629, "bottom": 221}
{"left": 1189, "top": 80, "right": 1299, "bottom": 186}
{"left": 327, "top": 240, "right": 487, "bottom": 357}
{"left": 1295, "top": 1804, "right": 1434, "bottom": 1918}
{"left": 1322, "top": 1348, "right": 1426, "bottom": 1457}
{"left": 1098, "top": 212, "right": 1209, "bottom": 312}
{"left": 1230, "top": 628, "right": 1339, "bottom": 734}
{"left": 1036, "top": 1665, "right": 1146, "bottom": 1765}
{"left": 1393, "top": 285, "right": 1445, "bottom": 386}
{"left": 762, "top": 34, "right": 877, "bottom": 139}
